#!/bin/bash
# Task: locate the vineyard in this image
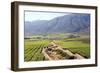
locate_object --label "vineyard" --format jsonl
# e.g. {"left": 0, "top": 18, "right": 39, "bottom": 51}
{"left": 24, "top": 40, "right": 50, "bottom": 61}
{"left": 24, "top": 35, "right": 90, "bottom": 61}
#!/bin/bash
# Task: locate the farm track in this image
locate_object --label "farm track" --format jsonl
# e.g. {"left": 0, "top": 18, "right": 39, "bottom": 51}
{"left": 42, "top": 40, "right": 85, "bottom": 60}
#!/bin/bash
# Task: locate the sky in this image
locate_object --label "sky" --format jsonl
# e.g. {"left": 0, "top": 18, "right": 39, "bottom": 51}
{"left": 25, "top": 11, "right": 70, "bottom": 22}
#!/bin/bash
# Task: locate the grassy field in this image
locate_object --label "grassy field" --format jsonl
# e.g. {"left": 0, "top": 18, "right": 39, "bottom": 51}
{"left": 24, "top": 34, "right": 90, "bottom": 62}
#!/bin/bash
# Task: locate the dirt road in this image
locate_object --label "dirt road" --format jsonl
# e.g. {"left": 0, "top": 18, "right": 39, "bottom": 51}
{"left": 42, "top": 41, "right": 85, "bottom": 60}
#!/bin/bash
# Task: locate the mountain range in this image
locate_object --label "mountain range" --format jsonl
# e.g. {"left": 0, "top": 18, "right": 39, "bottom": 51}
{"left": 24, "top": 13, "right": 90, "bottom": 36}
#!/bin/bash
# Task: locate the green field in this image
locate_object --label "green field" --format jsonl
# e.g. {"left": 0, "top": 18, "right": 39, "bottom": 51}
{"left": 54, "top": 38, "right": 90, "bottom": 58}
{"left": 24, "top": 34, "right": 90, "bottom": 62}
{"left": 24, "top": 40, "right": 51, "bottom": 61}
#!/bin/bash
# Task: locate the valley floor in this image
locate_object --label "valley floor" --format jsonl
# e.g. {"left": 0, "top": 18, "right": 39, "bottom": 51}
{"left": 24, "top": 37, "right": 90, "bottom": 62}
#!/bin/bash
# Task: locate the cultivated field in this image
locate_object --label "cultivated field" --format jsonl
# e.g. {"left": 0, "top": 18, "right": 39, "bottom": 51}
{"left": 24, "top": 40, "right": 50, "bottom": 61}
{"left": 24, "top": 33, "right": 90, "bottom": 62}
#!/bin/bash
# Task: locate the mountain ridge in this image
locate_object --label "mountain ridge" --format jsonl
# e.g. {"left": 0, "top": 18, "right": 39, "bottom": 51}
{"left": 25, "top": 14, "right": 90, "bottom": 36}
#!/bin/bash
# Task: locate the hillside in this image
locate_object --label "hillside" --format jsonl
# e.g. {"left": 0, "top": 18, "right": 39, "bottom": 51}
{"left": 25, "top": 13, "right": 90, "bottom": 36}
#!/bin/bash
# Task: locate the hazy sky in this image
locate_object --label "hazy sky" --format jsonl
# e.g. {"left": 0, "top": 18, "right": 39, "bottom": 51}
{"left": 25, "top": 11, "right": 70, "bottom": 22}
